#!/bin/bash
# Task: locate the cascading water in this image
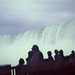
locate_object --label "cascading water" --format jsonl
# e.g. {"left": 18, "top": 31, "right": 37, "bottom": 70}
{"left": 0, "top": 18, "right": 75, "bottom": 66}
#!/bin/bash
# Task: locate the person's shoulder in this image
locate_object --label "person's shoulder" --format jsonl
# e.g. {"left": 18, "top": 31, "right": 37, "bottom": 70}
{"left": 38, "top": 51, "right": 43, "bottom": 55}
{"left": 39, "top": 51, "right": 43, "bottom": 54}
{"left": 69, "top": 54, "right": 72, "bottom": 57}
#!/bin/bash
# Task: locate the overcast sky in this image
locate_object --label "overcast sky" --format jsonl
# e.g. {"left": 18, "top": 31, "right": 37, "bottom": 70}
{"left": 0, "top": 0, "right": 75, "bottom": 34}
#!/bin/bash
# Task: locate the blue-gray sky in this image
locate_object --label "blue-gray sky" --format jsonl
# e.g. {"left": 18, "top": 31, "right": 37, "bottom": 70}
{"left": 0, "top": 0, "right": 75, "bottom": 34}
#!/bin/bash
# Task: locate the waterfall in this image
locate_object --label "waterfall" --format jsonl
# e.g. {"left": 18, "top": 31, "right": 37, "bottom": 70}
{"left": 0, "top": 18, "right": 75, "bottom": 66}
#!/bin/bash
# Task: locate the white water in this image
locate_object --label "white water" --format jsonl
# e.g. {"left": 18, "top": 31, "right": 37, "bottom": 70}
{"left": 0, "top": 18, "right": 75, "bottom": 66}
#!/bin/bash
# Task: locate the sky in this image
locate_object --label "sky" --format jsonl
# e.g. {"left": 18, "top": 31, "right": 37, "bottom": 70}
{"left": 0, "top": 0, "right": 75, "bottom": 34}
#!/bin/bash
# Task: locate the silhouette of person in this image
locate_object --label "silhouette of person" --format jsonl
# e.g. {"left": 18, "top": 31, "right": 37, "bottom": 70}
{"left": 12, "top": 58, "right": 28, "bottom": 75}
{"left": 19, "top": 58, "right": 25, "bottom": 65}
{"left": 69, "top": 50, "right": 75, "bottom": 64}
{"left": 69, "top": 50, "right": 75, "bottom": 59}
{"left": 65, "top": 55, "right": 69, "bottom": 61}
{"left": 30, "top": 45, "right": 44, "bottom": 74}
{"left": 47, "top": 51, "right": 53, "bottom": 62}
{"left": 59, "top": 50, "right": 65, "bottom": 61}
{"left": 26, "top": 51, "right": 34, "bottom": 75}
{"left": 26, "top": 51, "right": 33, "bottom": 65}
{"left": 31, "top": 45, "right": 43, "bottom": 61}
{"left": 54, "top": 49, "right": 60, "bottom": 61}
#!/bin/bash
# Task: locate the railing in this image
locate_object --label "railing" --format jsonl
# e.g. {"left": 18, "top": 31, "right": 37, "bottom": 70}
{"left": 0, "top": 60, "right": 75, "bottom": 75}
{"left": 11, "top": 68, "right": 15, "bottom": 75}
{"left": 0, "top": 65, "right": 11, "bottom": 75}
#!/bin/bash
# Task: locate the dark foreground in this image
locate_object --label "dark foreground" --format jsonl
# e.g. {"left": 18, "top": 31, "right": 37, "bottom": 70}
{"left": 0, "top": 60, "right": 75, "bottom": 75}
{"left": 31, "top": 60, "right": 75, "bottom": 75}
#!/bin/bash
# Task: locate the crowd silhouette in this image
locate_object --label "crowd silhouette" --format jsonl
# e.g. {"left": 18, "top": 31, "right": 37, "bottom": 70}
{"left": 12, "top": 45, "right": 75, "bottom": 75}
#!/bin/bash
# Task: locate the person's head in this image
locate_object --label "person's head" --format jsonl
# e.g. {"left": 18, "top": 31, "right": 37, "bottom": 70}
{"left": 60, "top": 50, "right": 63, "bottom": 55}
{"left": 54, "top": 49, "right": 58, "bottom": 55}
{"left": 65, "top": 56, "right": 69, "bottom": 60}
{"left": 71, "top": 50, "right": 75, "bottom": 54}
{"left": 71, "top": 50, "right": 74, "bottom": 54}
{"left": 28, "top": 51, "right": 33, "bottom": 57}
{"left": 19, "top": 58, "right": 25, "bottom": 65}
{"left": 32, "top": 45, "right": 39, "bottom": 53}
{"left": 47, "top": 51, "right": 52, "bottom": 57}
